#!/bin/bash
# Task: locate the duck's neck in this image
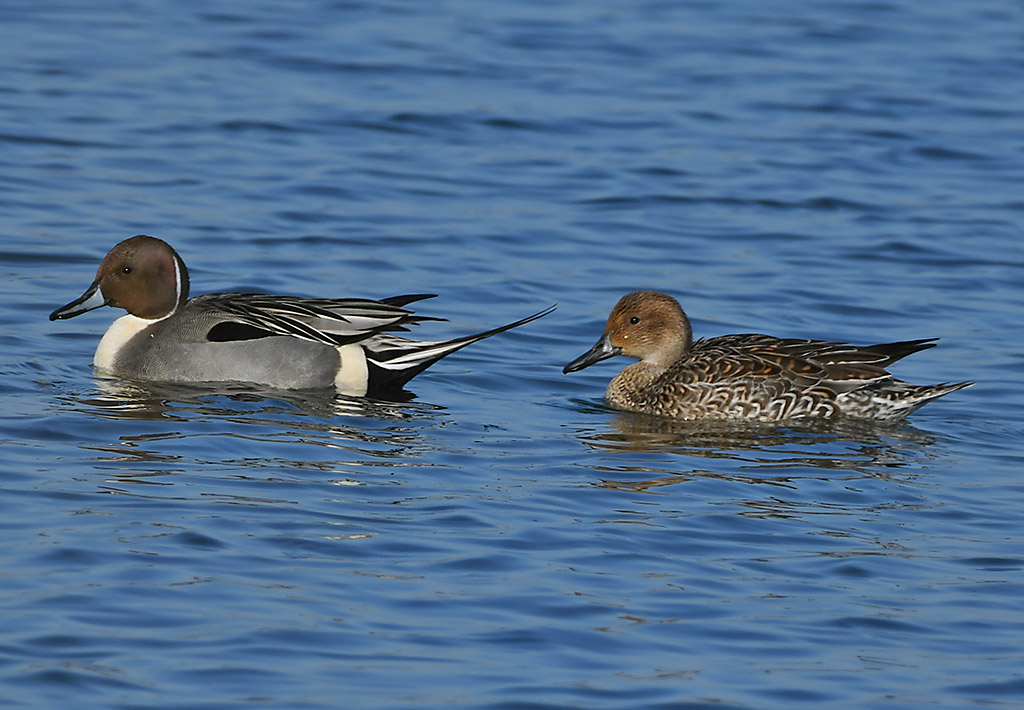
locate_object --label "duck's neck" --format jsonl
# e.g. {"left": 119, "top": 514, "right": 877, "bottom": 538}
{"left": 606, "top": 361, "right": 665, "bottom": 410}
{"left": 94, "top": 314, "right": 161, "bottom": 372}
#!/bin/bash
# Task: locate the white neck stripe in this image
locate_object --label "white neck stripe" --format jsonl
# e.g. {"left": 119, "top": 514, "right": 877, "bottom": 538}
{"left": 169, "top": 252, "right": 183, "bottom": 317}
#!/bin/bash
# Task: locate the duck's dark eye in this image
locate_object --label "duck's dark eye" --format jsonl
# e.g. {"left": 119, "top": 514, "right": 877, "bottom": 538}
{"left": 122, "top": 266, "right": 132, "bottom": 275}
{"left": 629, "top": 316, "right": 640, "bottom": 325}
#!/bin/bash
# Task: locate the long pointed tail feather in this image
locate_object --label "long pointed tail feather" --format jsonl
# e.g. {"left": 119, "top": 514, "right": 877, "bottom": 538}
{"left": 365, "top": 304, "right": 556, "bottom": 392}
{"left": 845, "top": 380, "right": 974, "bottom": 420}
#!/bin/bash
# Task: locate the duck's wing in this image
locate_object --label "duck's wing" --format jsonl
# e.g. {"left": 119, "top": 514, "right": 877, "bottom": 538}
{"left": 196, "top": 292, "right": 441, "bottom": 346}
{"left": 688, "top": 335, "right": 938, "bottom": 393}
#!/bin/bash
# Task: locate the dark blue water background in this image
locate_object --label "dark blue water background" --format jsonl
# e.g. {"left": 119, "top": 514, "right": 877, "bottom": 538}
{"left": 2, "top": 1, "right": 1023, "bottom": 708}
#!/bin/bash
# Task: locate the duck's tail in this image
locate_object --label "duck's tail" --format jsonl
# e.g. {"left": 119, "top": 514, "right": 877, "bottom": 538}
{"left": 840, "top": 380, "right": 973, "bottom": 420}
{"left": 363, "top": 304, "right": 556, "bottom": 393}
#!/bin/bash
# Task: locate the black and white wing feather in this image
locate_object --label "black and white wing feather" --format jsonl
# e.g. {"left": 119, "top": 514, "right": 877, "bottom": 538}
{"left": 198, "top": 292, "right": 440, "bottom": 346}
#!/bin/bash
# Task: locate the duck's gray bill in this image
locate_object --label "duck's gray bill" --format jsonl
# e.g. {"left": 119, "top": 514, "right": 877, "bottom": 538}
{"left": 563, "top": 334, "right": 620, "bottom": 374}
{"left": 50, "top": 279, "right": 108, "bottom": 321}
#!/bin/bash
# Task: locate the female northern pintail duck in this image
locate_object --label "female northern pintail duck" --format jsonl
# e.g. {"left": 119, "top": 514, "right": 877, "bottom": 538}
{"left": 563, "top": 290, "right": 971, "bottom": 421}
{"left": 51, "top": 235, "right": 554, "bottom": 394}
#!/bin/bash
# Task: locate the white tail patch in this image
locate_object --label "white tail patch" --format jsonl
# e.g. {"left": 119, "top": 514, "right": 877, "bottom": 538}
{"left": 334, "top": 343, "right": 369, "bottom": 395}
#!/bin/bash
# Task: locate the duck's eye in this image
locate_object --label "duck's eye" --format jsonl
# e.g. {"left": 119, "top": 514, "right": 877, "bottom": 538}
{"left": 122, "top": 266, "right": 133, "bottom": 275}
{"left": 629, "top": 316, "right": 640, "bottom": 325}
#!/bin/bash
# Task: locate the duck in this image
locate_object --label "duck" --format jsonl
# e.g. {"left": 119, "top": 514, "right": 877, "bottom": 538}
{"left": 563, "top": 290, "right": 971, "bottom": 421}
{"left": 50, "top": 235, "right": 554, "bottom": 394}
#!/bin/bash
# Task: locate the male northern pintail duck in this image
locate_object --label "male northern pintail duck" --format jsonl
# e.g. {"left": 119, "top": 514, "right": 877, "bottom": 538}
{"left": 563, "top": 290, "right": 971, "bottom": 421}
{"left": 51, "top": 235, "right": 554, "bottom": 394}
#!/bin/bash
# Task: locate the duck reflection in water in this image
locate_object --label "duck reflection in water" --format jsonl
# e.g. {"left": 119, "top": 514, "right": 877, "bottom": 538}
{"left": 58, "top": 377, "right": 447, "bottom": 493}
{"left": 582, "top": 408, "right": 939, "bottom": 496}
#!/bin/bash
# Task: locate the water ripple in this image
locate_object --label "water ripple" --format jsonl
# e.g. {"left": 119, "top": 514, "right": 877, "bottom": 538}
{"left": 3, "top": 1, "right": 1023, "bottom": 709}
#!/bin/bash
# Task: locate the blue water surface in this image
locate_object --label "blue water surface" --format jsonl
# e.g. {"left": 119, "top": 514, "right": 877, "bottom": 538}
{"left": 2, "top": 1, "right": 1023, "bottom": 708}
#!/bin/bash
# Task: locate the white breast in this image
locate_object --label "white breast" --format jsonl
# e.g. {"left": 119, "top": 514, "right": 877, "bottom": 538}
{"left": 93, "top": 314, "right": 159, "bottom": 373}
